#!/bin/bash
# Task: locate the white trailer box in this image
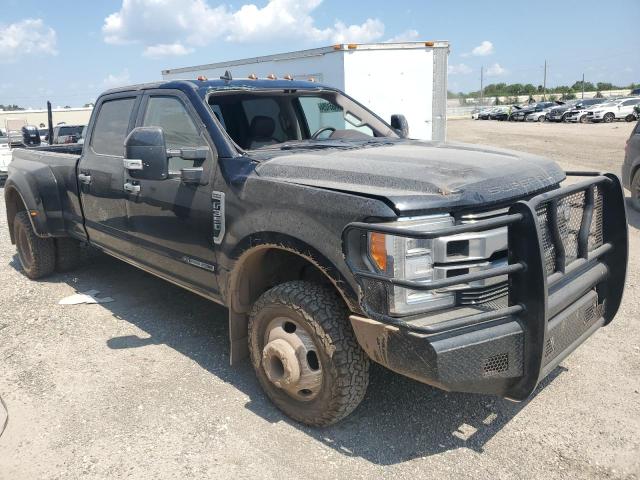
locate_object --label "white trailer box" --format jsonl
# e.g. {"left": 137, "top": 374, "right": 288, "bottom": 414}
{"left": 162, "top": 42, "right": 449, "bottom": 142}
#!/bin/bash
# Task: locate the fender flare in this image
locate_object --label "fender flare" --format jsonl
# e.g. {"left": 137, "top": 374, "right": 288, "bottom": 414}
{"left": 4, "top": 178, "right": 50, "bottom": 241}
{"left": 224, "top": 231, "right": 360, "bottom": 365}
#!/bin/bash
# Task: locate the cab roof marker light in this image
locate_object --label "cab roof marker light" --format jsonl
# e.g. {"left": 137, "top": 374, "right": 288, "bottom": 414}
{"left": 333, "top": 44, "right": 343, "bottom": 50}
{"left": 267, "top": 73, "right": 277, "bottom": 80}
{"left": 283, "top": 74, "right": 294, "bottom": 81}
{"left": 347, "top": 44, "right": 358, "bottom": 50}
{"left": 424, "top": 41, "right": 435, "bottom": 47}
{"left": 196, "top": 75, "right": 208, "bottom": 81}
{"left": 248, "top": 73, "right": 258, "bottom": 80}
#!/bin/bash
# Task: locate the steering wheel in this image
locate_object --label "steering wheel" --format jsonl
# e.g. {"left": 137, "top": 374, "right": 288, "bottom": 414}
{"left": 311, "top": 126, "right": 336, "bottom": 139}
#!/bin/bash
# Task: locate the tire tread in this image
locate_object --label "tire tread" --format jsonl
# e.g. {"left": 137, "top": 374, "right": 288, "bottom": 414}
{"left": 248, "top": 281, "right": 369, "bottom": 426}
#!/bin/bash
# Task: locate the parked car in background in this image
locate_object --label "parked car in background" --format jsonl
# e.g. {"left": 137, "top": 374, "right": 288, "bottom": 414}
{"left": 630, "top": 88, "right": 640, "bottom": 96}
{"left": 525, "top": 104, "right": 559, "bottom": 122}
{"left": 622, "top": 119, "right": 640, "bottom": 210}
{"left": 510, "top": 101, "right": 557, "bottom": 122}
{"left": 488, "top": 106, "right": 511, "bottom": 120}
{"left": 471, "top": 107, "right": 492, "bottom": 120}
{"left": 588, "top": 97, "right": 640, "bottom": 123}
{"left": 77, "top": 125, "right": 88, "bottom": 145}
{"left": 49, "top": 124, "right": 85, "bottom": 144}
{"left": 491, "top": 105, "right": 522, "bottom": 121}
{"left": 477, "top": 108, "right": 495, "bottom": 120}
{"left": 564, "top": 98, "right": 612, "bottom": 123}
{"left": 0, "top": 134, "right": 10, "bottom": 180}
{"left": 546, "top": 100, "right": 580, "bottom": 122}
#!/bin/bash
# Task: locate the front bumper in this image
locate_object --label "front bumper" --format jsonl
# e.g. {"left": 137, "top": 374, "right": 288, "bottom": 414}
{"left": 343, "top": 173, "right": 627, "bottom": 399}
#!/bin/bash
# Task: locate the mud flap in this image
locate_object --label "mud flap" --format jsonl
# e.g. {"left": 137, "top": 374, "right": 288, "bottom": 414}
{"left": 229, "top": 309, "right": 249, "bottom": 365}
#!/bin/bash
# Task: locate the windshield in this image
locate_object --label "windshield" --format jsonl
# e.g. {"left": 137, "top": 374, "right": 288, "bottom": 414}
{"left": 208, "top": 89, "right": 397, "bottom": 150}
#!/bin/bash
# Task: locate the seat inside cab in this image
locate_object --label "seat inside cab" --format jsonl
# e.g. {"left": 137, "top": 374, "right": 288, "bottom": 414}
{"left": 207, "top": 90, "right": 383, "bottom": 150}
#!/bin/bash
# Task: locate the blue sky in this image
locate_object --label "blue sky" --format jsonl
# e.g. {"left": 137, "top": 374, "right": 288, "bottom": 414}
{"left": 1, "top": 0, "right": 638, "bottom": 108}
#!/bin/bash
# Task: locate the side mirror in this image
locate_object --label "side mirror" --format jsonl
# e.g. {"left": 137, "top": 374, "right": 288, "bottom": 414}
{"left": 124, "top": 127, "right": 169, "bottom": 180}
{"left": 390, "top": 114, "right": 409, "bottom": 138}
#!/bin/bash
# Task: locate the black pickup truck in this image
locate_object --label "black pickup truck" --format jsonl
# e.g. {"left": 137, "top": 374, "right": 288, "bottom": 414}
{"left": 4, "top": 78, "right": 628, "bottom": 426}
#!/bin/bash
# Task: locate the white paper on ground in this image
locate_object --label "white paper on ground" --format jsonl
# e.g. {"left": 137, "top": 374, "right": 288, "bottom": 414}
{"left": 58, "top": 289, "right": 114, "bottom": 305}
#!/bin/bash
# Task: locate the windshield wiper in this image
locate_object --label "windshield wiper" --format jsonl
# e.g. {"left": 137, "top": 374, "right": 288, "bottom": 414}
{"left": 280, "top": 140, "right": 351, "bottom": 150}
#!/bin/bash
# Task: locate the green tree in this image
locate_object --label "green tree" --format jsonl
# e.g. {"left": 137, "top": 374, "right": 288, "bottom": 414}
{"left": 571, "top": 80, "right": 596, "bottom": 92}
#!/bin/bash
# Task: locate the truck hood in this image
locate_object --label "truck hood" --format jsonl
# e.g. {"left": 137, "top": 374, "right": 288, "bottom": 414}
{"left": 253, "top": 141, "right": 565, "bottom": 214}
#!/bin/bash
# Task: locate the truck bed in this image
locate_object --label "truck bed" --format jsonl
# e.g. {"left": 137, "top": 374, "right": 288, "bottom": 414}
{"left": 8, "top": 144, "right": 85, "bottom": 240}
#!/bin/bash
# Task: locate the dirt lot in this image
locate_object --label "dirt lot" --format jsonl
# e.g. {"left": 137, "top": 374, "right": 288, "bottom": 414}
{"left": 1, "top": 120, "right": 639, "bottom": 479}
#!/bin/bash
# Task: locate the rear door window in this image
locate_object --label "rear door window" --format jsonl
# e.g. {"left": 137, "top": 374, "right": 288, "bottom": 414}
{"left": 91, "top": 98, "right": 136, "bottom": 156}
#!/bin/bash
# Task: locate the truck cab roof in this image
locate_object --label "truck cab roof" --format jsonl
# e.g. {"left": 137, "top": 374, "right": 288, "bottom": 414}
{"left": 102, "top": 78, "right": 328, "bottom": 99}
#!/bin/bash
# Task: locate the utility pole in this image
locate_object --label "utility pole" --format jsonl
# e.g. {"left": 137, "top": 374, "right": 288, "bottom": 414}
{"left": 581, "top": 73, "right": 585, "bottom": 99}
{"left": 543, "top": 59, "right": 547, "bottom": 100}
{"left": 480, "top": 65, "right": 484, "bottom": 106}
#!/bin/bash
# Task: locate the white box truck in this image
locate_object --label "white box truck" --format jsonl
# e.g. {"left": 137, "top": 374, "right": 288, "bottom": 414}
{"left": 161, "top": 41, "right": 449, "bottom": 141}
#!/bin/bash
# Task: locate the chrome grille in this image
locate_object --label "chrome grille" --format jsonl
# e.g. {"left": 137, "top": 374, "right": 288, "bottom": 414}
{"left": 459, "top": 281, "right": 508, "bottom": 306}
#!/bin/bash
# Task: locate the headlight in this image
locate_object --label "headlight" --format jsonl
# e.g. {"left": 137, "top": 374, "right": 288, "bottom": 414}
{"left": 368, "top": 215, "right": 456, "bottom": 316}
{"left": 593, "top": 110, "right": 602, "bottom": 114}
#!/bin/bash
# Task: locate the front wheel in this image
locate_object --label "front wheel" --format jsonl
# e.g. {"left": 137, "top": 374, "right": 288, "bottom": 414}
{"left": 538, "top": 115, "right": 546, "bottom": 122}
{"left": 579, "top": 114, "right": 589, "bottom": 124}
{"left": 248, "top": 281, "right": 370, "bottom": 426}
{"left": 603, "top": 113, "right": 615, "bottom": 123}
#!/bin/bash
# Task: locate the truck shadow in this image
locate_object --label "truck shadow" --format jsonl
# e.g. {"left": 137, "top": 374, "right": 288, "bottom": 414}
{"left": 9, "top": 252, "right": 565, "bottom": 465}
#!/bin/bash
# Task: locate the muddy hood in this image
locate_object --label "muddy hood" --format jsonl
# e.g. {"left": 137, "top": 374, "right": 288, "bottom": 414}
{"left": 254, "top": 141, "right": 565, "bottom": 214}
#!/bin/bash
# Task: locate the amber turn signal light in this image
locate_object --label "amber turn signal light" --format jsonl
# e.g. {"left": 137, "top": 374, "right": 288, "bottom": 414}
{"left": 369, "top": 232, "right": 387, "bottom": 272}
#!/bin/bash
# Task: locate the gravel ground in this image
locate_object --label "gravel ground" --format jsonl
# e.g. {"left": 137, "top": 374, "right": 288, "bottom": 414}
{"left": 1, "top": 120, "right": 639, "bottom": 479}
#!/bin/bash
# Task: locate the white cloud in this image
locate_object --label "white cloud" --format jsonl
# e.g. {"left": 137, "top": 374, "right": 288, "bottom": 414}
{"left": 448, "top": 63, "right": 472, "bottom": 75}
{"left": 0, "top": 18, "right": 57, "bottom": 63}
{"left": 103, "top": 0, "right": 385, "bottom": 56}
{"left": 386, "top": 29, "right": 419, "bottom": 42}
{"left": 472, "top": 40, "right": 494, "bottom": 56}
{"left": 485, "top": 63, "right": 508, "bottom": 76}
{"left": 461, "top": 40, "right": 494, "bottom": 57}
{"left": 144, "top": 43, "right": 194, "bottom": 58}
{"left": 102, "top": 69, "right": 131, "bottom": 89}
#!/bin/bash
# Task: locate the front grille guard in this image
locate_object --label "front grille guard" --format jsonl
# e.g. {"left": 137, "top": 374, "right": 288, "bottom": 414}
{"left": 342, "top": 172, "right": 628, "bottom": 397}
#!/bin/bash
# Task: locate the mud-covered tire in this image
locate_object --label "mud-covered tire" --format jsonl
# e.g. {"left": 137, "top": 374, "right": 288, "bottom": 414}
{"left": 248, "top": 281, "right": 369, "bottom": 426}
{"left": 13, "top": 211, "right": 55, "bottom": 279}
{"left": 55, "top": 237, "right": 82, "bottom": 272}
